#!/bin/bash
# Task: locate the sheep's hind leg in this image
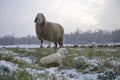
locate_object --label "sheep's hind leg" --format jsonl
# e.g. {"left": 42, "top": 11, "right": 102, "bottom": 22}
{"left": 54, "top": 42, "right": 57, "bottom": 51}
{"left": 58, "top": 39, "right": 63, "bottom": 48}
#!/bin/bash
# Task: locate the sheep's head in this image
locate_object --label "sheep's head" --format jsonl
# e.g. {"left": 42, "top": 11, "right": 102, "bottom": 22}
{"left": 57, "top": 48, "right": 68, "bottom": 57}
{"left": 34, "top": 13, "right": 46, "bottom": 24}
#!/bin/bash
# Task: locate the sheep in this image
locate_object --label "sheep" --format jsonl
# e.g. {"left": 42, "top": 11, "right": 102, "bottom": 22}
{"left": 40, "top": 48, "right": 68, "bottom": 67}
{"left": 91, "top": 42, "right": 97, "bottom": 48}
{"left": 91, "top": 42, "right": 97, "bottom": 57}
{"left": 34, "top": 13, "right": 64, "bottom": 50}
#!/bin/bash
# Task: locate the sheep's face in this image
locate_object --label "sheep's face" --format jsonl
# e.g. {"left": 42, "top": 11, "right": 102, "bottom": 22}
{"left": 34, "top": 13, "right": 45, "bottom": 24}
{"left": 57, "top": 48, "right": 68, "bottom": 57}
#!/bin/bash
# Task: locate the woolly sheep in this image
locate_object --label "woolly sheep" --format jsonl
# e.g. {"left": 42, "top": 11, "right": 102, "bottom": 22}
{"left": 34, "top": 13, "right": 64, "bottom": 50}
{"left": 91, "top": 42, "right": 97, "bottom": 57}
{"left": 91, "top": 42, "right": 97, "bottom": 48}
{"left": 40, "top": 48, "right": 68, "bottom": 66}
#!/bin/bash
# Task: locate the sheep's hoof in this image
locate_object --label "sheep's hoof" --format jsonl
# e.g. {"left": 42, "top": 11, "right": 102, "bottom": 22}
{"left": 47, "top": 46, "right": 51, "bottom": 48}
{"left": 40, "top": 46, "right": 44, "bottom": 48}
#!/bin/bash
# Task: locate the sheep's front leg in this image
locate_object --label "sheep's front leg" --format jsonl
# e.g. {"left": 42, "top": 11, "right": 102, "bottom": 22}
{"left": 40, "top": 40, "right": 43, "bottom": 48}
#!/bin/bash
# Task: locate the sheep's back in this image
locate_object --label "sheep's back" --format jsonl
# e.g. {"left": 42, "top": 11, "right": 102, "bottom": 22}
{"left": 44, "top": 22, "right": 64, "bottom": 41}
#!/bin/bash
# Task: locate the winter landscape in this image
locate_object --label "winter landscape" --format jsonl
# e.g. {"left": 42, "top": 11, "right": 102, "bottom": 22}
{"left": 0, "top": 44, "right": 120, "bottom": 80}
{"left": 1, "top": 0, "right": 120, "bottom": 80}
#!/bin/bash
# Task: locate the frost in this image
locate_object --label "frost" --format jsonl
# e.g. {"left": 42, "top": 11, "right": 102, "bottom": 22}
{"left": 0, "top": 46, "right": 120, "bottom": 80}
{"left": 74, "top": 56, "right": 101, "bottom": 67}
{"left": 0, "top": 60, "right": 18, "bottom": 74}
{"left": 115, "top": 76, "right": 120, "bottom": 80}
{"left": 111, "top": 60, "right": 120, "bottom": 66}
{"left": 45, "top": 68, "right": 98, "bottom": 80}
{"left": 0, "top": 48, "right": 12, "bottom": 55}
{"left": 26, "top": 68, "right": 45, "bottom": 75}
{"left": 25, "top": 48, "right": 36, "bottom": 53}
{"left": 97, "top": 68, "right": 118, "bottom": 80}
{"left": 14, "top": 56, "right": 34, "bottom": 64}
{"left": 26, "top": 67, "right": 98, "bottom": 80}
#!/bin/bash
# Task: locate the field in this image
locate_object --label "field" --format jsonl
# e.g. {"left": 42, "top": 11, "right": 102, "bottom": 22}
{"left": 0, "top": 46, "right": 120, "bottom": 80}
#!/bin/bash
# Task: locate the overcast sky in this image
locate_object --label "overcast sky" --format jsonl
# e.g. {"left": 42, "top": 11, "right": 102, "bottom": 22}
{"left": 0, "top": 0, "right": 120, "bottom": 37}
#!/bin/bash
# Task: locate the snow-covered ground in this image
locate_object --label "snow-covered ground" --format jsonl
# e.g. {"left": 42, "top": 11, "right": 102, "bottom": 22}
{"left": 0, "top": 60, "right": 18, "bottom": 76}
{"left": 0, "top": 44, "right": 74, "bottom": 48}
{"left": 26, "top": 67, "right": 98, "bottom": 80}
{"left": 0, "top": 47, "right": 120, "bottom": 80}
{"left": 0, "top": 44, "right": 40, "bottom": 48}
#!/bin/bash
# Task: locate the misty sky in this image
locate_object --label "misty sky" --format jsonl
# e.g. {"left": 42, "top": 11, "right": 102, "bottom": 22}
{"left": 0, "top": 0, "right": 120, "bottom": 37}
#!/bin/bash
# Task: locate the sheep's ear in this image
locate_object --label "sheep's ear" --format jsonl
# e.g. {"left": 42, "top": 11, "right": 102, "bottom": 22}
{"left": 34, "top": 17, "right": 37, "bottom": 23}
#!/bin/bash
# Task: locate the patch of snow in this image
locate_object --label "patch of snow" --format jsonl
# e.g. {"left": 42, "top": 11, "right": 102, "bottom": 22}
{"left": 25, "top": 48, "right": 36, "bottom": 53}
{"left": 74, "top": 56, "right": 88, "bottom": 61}
{"left": 111, "top": 60, "right": 120, "bottom": 66}
{"left": 72, "top": 53, "right": 79, "bottom": 57}
{"left": 0, "top": 44, "right": 48, "bottom": 48}
{"left": 88, "top": 58, "right": 101, "bottom": 66}
{"left": 106, "top": 49, "right": 117, "bottom": 53}
{"left": 115, "top": 75, "right": 120, "bottom": 80}
{"left": 60, "top": 69, "right": 80, "bottom": 79}
{"left": 0, "top": 48, "right": 13, "bottom": 55}
{"left": 0, "top": 60, "right": 18, "bottom": 74}
{"left": 74, "top": 56, "right": 101, "bottom": 67}
{"left": 0, "top": 44, "right": 76, "bottom": 48}
{"left": 70, "top": 48, "right": 84, "bottom": 51}
{"left": 14, "top": 56, "right": 34, "bottom": 64}
{"left": 0, "top": 44, "right": 39, "bottom": 48}
{"left": 45, "top": 67, "right": 58, "bottom": 74}
{"left": 26, "top": 68, "right": 45, "bottom": 75}
{"left": 78, "top": 74, "right": 98, "bottom": 80}
{"left": 42, "top": 51, "right": 48, "bottom": 55}
{"left": 47, "top": 68, "right": 98, "bottom": 80}
{"left": 27, "top": 67, "right": 98, "bottom": 80}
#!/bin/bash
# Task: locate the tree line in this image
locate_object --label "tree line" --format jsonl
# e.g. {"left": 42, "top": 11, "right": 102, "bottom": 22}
{"left": 0, "top": 29, "right": 120, "bottom": 45}
{"left": 64, "top": 28, "right": 120, "bottom": 45}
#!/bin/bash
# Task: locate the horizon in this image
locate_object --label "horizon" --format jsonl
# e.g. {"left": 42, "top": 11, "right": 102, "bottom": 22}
{"left": 0, "top": 28, "right": 119, "bottom": 38}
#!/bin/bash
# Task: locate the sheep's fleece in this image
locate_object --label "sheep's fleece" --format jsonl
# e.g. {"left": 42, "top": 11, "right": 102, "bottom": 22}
{"left": 40, "top": 48, "right": 68, "bottom": 65}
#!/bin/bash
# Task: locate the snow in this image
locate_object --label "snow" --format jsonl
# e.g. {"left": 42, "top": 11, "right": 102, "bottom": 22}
{"left": 14, "top": 56, "right": 34, "bottom": 64}
{"left": 25, "top": 48, "right": 36, "bottom": 52}
{"left": 0, "top": 44, "right": 75, "bottom": 48}
{"left": 0, "top": 44, "right": 40, "bottom": 48}
{"left": 45, "top": 68, "right": 98, "bottom": 80}
{"left": 26, "top": 67, "right": 98, "bottom": 80}
{"left": 0, "top": 60, "right": 18, "bottom": 74}
{"left": 74, "top": 56, "right": 101, "bottom": 67}
{"left": 26, "top": 68, "right": 45, "bottom": 75}
{"left": 0, "top": 46, "right": 120, "bottom": 80}
{"left": 77, "top": 74, "right": 98, "bottom": 80}
{"left": 26, "top": 67, "right": 120, "bottom": 80}
{"left": 115, "top": 76, "right": 120, "bottom": 80}
{"left": 111, "top": 60, "right": 120, "bottom": 66}
{"left": 87, "top": 58, "right": 101, "bottom": 66}
{"left": 0, "top": 48, "right": 13, "bottom": 55}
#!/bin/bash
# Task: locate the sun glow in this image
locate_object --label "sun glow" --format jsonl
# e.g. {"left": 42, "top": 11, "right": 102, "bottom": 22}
{"left": 47, "top": 0, "right": 107, "bottom": 32}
